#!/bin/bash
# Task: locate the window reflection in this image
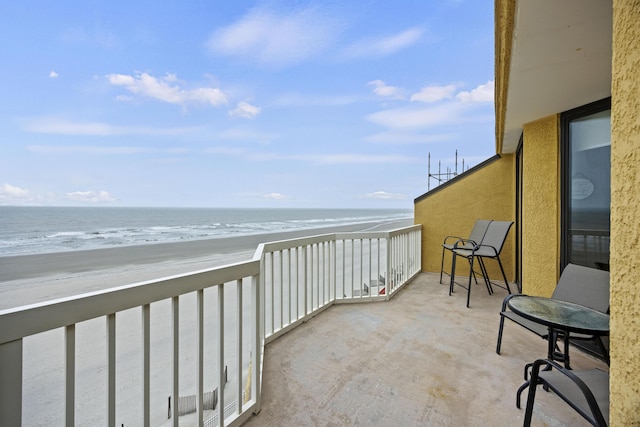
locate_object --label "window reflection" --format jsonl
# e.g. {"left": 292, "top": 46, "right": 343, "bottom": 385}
{"left": 568, "top": 109, "right": 611, "bottom": 270}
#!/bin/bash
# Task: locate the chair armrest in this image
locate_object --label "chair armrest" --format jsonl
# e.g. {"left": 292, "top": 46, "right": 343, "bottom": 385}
{"left": 500, "top": 293, "right": 521, "bottom": 312}
{"left": 442, "top": 235, "right": 463, "bottom": 245}
{"left": 528, "top": 359, "right": 609, "bottom": 427}
{"left": 453, "top": 238, "right": 479, "bottom": 249}
{"left": 476, "top": 243, "right": 499, "bottom": 256}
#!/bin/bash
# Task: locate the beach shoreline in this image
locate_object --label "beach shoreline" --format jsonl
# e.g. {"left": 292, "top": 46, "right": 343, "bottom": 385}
{"left": 0, "top": 218, "right": 413, "bottom": 309}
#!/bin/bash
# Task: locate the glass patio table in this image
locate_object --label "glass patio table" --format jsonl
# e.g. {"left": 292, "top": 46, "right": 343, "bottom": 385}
{"left": 507, "top": 295, "right": 609, "bottom": 367}
{"left": 507, "top": 295, "right": 610, "bottom": 408}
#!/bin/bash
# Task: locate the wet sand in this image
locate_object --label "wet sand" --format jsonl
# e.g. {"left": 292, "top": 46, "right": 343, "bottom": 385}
{"left": 0, "top": 219, "right": 412, "bottom": 281}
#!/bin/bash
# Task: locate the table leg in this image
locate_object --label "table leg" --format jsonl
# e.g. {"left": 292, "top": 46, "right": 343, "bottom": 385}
{"left": 562, "top": 332, "right": 571, "bottom": 368}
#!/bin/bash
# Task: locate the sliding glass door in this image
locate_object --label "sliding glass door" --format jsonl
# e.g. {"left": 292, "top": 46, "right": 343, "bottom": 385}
{"left": 561, "top": 98, "right": 611, "bottom": 271}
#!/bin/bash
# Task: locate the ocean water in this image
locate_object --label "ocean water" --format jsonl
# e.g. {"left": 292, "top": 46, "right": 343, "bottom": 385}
{"left": 0, "top": 206, "right": 412, "bottom": 257}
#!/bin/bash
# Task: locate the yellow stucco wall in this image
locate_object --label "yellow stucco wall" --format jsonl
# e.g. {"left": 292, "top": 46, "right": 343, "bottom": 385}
{"left": 494, "top": 0, "right": 515, "bottom": 154}
{"left": 610, "top": 0, "right": 640, "bottom": 424}
{"left": 414, "top": 155, "right": 515, "bottom": 281}
{"left": 521, "top": 115, "right": 561, "bottom": 297}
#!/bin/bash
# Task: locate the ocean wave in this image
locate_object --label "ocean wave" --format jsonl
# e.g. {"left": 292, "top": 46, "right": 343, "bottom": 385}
{"left": 0, "top": 207, "right": 412, "bottom": 256}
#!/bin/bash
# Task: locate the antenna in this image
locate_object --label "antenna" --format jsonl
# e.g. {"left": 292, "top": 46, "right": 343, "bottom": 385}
{"left": 427, "top": 150, "right": 471, "bottom": 190}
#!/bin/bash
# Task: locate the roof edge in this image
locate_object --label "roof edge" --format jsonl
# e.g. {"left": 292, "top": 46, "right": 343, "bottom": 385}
{"left": 413, "top": 154, "right": 503, "bottom": 203}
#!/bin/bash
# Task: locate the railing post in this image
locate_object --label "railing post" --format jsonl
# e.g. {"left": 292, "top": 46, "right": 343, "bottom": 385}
{"left": 386, "top": 236, "right": 392, "bottom": 298}
{"left": 107, "top": 313, "right": 116, "bottom": 427}
{"left": 0, "top": 339, "right": 23, "bottom": 427}
{"left": 332, "top": 240, "right": 336, "bottom": 302}
{"left": 65, "top": 325, "right": 75, "bottom": 427}
{"left": 236, "top": 279, "right": 243, "bottom": 415}
{"left": 217, "top": 284, "right": 225, "bottom": 427}
{"left": 197, "top": 289, "right": 204, "bottom": 425}
{"left": 171, "top": 296, "right": 179, "bottom": 427}
{"left": 142, "top": 304, "right": 150, "bottom": 427}
{"left": 251, "top": 274, "right": 262, "bottom": 413}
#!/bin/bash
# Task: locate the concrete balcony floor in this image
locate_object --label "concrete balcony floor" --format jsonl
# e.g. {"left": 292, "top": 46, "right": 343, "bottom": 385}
{"left": 242, "top": 272, "right": 607, "bottom": 427}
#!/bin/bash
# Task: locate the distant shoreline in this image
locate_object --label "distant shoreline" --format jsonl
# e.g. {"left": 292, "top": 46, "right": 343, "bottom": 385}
{"left": 0, "top": 218, "right": 414, "bottom": 282}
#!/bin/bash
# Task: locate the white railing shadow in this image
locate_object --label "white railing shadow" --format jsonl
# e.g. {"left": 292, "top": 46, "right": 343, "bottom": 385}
{"left": 0, "top": 225, "right": 421, "bottom": 427}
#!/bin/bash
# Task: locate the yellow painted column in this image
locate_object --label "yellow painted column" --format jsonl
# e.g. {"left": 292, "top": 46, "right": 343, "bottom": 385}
{"left": 521, "top": 115, "right": 560, "bottom": 297}
{"left": 610, "top": 0, "right": 640, "bottom": 424}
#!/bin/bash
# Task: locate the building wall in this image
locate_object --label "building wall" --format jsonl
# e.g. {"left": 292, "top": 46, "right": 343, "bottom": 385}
{"left": 521, "top": 115, "right": 561, "bottom": 297}
{"left": 610, "top": 0, "right": 640, "bottom": 424}
{"left": 414, "top": 155, "right": 515, "bottom": 281}
{"left": 494, "top": 0, "right": 515, "bottom": 154}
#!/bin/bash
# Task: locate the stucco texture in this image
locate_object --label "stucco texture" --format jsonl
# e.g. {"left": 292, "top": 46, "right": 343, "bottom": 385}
{"left": 610, "top": 0, "right": 640, "bottom": 424}
{"left": 494, "top": 0, "right": 515, "bottom": 153}
{"left": 414, "top": 155, "right": 515, "bottom": 282}
{"left": 521, "top": 115, "right": 561, "bottom": 297}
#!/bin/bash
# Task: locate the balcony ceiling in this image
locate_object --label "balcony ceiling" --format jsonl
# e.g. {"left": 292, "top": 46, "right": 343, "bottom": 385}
{"left": 501, "top": 0, "right": 612, "bottom": 153}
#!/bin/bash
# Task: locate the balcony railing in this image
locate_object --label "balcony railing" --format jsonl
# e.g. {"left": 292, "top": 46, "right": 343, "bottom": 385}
{"left": 0, "top": 224, "right": 421, "bottom": 427}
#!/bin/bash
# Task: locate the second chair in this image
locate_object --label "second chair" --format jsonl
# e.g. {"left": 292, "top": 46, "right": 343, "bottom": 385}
{"left": 449, "top": 220, "right": 513, "bottom": 307}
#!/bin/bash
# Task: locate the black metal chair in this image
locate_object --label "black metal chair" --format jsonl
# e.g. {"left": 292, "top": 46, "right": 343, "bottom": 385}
{"left": 523, "top": 359, "right": 609, "bottom": 427}
{"left": 439, "top": 219, "right": 492, "bottom": 284}
{"left": 449, "top": 220, "right": 513, "bottom": 307}
{"left": 496, "top": 264, "right": 610, "bottom": 364}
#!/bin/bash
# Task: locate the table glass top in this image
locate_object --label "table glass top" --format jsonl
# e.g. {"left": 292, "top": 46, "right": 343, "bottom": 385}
{"left": 507, "top": 295, "right": 609, "bottom": 334}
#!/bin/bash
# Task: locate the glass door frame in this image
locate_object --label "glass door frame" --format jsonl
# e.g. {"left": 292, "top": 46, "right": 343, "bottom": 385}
{"left": 560, "top": 97, "right": 612, "bottom": 270}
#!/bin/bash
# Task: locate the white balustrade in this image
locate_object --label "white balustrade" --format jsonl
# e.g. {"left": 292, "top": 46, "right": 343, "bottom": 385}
{"left": 0, "top": 225, "right": 420, "bottom": 427}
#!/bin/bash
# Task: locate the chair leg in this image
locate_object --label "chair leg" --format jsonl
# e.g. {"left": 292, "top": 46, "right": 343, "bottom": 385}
{"left": 596, "top": 336, "right": 610, "bottom": 366}
{"left": 477, "top": 257, "right": 493, "bottom": 294}
{"left": 439, "top": 246, "right": 446, "bottom": 284}
{"left": 496, "top": 256, "right": 512, "bottom": 294}
{"left": 516, "top": 380, "right": 530, "bottom": 409}
{"left": 449, "top": 253, "right": 457, "bottom": 296}
{"left": 522, "top": 361, "right": 546, "bottom": 426}
{"left": 466, "top": 256, "right": 475, "bottom": 308}
{"left": 496, "top": 314, "right": 506, "bottom": 354}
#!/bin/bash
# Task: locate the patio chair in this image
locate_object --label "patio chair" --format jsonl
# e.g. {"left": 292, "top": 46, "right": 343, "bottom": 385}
{"left": 523, "top": 359, "right": 609, "bottom": 427}
{"left": 439, "top": 219, "right": 492, "bottom": 284}
{"left": 496, "top": 263, "right": 610, "bottom": 364}
{"left": 449, "top": 220, "right": 513, "bottom": 307}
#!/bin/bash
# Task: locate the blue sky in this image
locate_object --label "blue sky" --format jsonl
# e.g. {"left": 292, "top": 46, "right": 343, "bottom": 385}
{"left": 0, "top": 0, "right": 495, "bottom": 209}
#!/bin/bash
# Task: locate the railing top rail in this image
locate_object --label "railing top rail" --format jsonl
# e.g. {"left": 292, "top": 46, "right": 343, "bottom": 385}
{"left": 335, "top": 224, "right": 421, "bottom": 240}
{"left": 252, "top": 224, "right": 421, "bottom": 259}
{"left": 0, "top": 259, "right": 260, "bottom": 345}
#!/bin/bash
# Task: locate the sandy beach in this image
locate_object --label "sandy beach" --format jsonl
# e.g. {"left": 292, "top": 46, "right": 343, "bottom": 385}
{"left": 0, "top": 218, "right": 412, "bottom": 309}
{"left": 1, "top": 218, "right": 412, "bottom": 426}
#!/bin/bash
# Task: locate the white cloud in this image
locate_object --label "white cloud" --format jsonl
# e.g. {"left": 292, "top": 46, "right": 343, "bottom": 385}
{"left": 366, "top": 103, "right": 463, "bottom": 129}
{"left": 262, "top": 192, "right": 290, "bottom": 200}
{"left": 64, "top": 190, "right": 117, "bottom": 203}
{"left": 49, "top": 70, "right": 59, "bottom": 79}
{"left": 0, "top": 184, "right": 118, "bottom": 205}
{"left": 410, "top": 84, "right": 458, "bottom": 103}
{"left": 343, "top": 27, "right": 423, "bottom": 58}
{"left": 0, "top": 183, "right": 31, "bottom": 203}
{"left": 215, "top": 128, "right": 278, "bottom": 144}
{"left": 294, "top": 153, "right": 416, "bottom": 165}
{"left": 273, "top": 93, "right": 360, "bottom": 107}
{"left": 21, "top": 117, "right": 198, "bottom": 136}
{"left": 207, "top": 6, "right": 342, "bottom": 67}
{"left": 456, "top": 80, "right": 494, "bottom": 103}
{"left": 361, "top": 191, "right": 407, "bottom": 200}
{"left": 106, "top": 72, "right": 227, "bottom": 107}
{"left": 206, "top": 147, "right": 417, "bottom": 165}
{"left": 228, "top": 101, "right": 261, "bottom": 119}
{"left": 364, "top": 132, "right": 457, "bottom": 144}
{"left": 27, "top": 145, "right": 156, "bottom": 155}
{"left": 368, "top": 80, "right": 404, "bottom": 99}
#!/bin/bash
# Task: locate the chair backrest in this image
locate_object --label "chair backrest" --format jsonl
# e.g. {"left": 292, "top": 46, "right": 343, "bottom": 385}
{"left": 468, "top": 219, "right": 492, "bottom": 245}
{"left": 479, "top": 220, "right": 513, "bottom": 254}
{"left": 552, "top": 263, "right": 610, "bottom": 313}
